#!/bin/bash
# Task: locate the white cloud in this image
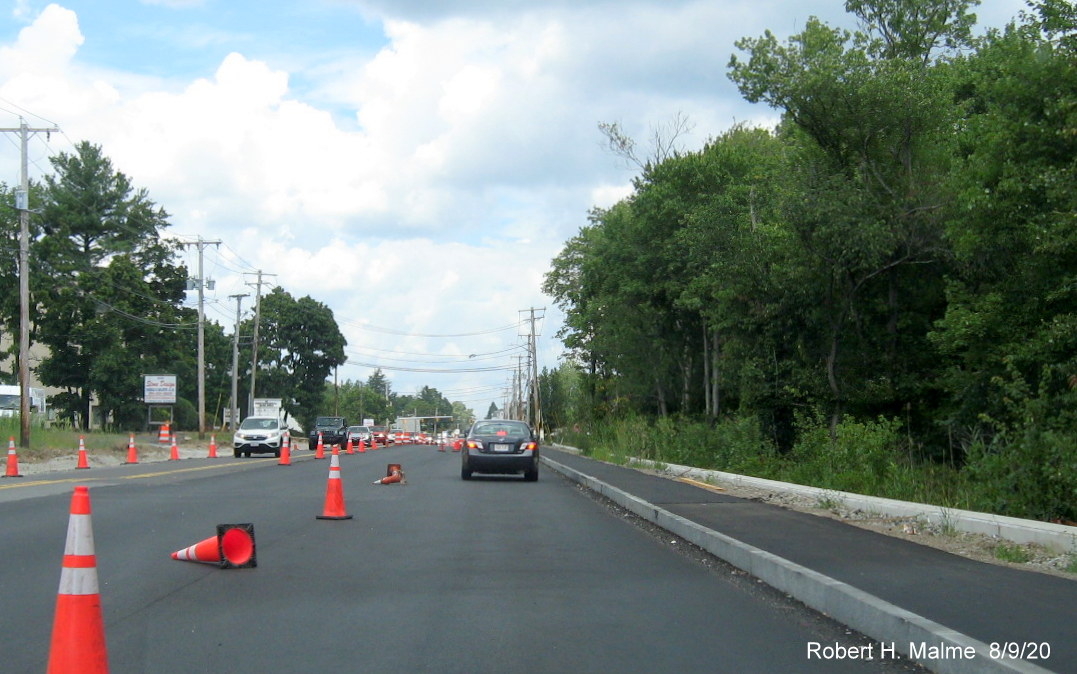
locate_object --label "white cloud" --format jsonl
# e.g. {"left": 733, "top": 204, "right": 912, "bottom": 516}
{"left": 0, "top": 0, "right": 1033, "bottom": 415}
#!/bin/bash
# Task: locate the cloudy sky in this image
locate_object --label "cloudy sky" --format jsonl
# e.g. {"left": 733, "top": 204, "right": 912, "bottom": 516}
{"left": 0, "top": 0, "right": 1029, "bottom": 419}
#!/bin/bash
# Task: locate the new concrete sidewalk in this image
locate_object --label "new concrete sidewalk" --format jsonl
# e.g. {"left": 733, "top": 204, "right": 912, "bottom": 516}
{"left": 542, "top": 447, "right": 1075, "bottom": 674}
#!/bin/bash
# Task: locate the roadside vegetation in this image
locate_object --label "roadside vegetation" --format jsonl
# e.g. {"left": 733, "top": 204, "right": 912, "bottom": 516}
{"left": 540, "top": 1, "right": 1076, "bottom": 526}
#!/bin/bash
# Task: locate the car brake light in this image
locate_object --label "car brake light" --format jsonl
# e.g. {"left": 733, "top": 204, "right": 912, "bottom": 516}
{"left": 467, "top": 439, "right": 483, "bottom": 450}
{"left": 521, "top": 441, "right": 537, "bottom": 451}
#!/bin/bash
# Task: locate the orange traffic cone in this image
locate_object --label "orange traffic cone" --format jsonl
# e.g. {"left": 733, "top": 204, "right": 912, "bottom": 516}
{"left": 345, "top": 437, "right": 355, "bottom": 454}
{"left": 370, "top": 434, "right": 378, "bottom": 450}
{"left": 207, "top": 434, "right": 218, "bottom": 458}
{"left": 278, "top": 434, "right": 292, "bottom": 466}
{"left": 123, "top": 434, "right": 138, "bottom": 464}
{"left": 158, "top": 423, "right": 170, "bottom": 444}
{"left": 374, "top": 463, "right": 405, "bottom": 485}
{"left": 314, "top": 431, "right": 325, "bottom": 459}
{"left": 3, "top": 436, "right": 23, "bottom": 478}
{"left": 76, "top": 436, "right": 90, "bottom": 469}
{"left": 316, "top": 451, "right": 352, "bottom": 520}
{"left": 357, "top": 436, "right": 366, "bottom": 453}
{"left": 48, "top": 486, "right": 108, "bottom": 674}
{"left": 171, "top": 523, "right": 257, "bottom": 568}
{"left": 169, "top": 434, "right": 180, "bottom": 461}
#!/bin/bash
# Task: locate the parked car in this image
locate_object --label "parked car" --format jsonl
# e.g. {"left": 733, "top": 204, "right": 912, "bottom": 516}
{"left": 233, "top": 416, "right": 284, "bottom": 457}
{"left": 347, "top": 425, "right": 371, "bottom": 448}
{"left": 461, "top": 419, "right": 539, "bottom": 481}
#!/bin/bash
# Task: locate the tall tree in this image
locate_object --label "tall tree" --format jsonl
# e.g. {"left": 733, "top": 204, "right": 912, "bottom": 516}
{"left": 254, "top": 287, "right": 347, "bottom": 432}
{"left": 35, "top": 142, "right": 184, "bottom": 429}
{"left": 728, "top": 1, "right": 963, "bottom": 431}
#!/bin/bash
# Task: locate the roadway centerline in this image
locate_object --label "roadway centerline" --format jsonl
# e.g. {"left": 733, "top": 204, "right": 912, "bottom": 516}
{"left": 0, "top": 458, "right": 277, "bottom": 490}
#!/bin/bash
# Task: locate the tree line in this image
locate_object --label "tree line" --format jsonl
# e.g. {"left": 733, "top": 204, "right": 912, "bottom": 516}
{"left": 542, "top": 0, "right": 1075, "bottom": 521}
{"left": 0, "top": 142, "right": 464, "bottom": 434}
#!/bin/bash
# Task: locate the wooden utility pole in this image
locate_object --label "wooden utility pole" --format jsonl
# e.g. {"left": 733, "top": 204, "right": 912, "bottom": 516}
{"left": 246, "top": 270, "right": 275, "bottom": 415}
{"left": 1, "top": 118, "right": 59, "bottom": 448}
{"left": 229, "top": 293, "right": 248, "bottom": 429}
{"left": 181, "top": 237, "right": 221, "bottom": 438}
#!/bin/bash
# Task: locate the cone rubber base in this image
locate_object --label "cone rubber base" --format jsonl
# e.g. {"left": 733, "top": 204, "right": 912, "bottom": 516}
{"left": 315, "top": 514, "right": 354, "bottom": 520}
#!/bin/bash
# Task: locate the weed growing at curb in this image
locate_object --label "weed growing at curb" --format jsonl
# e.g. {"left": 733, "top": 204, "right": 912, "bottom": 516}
{"left": 993, "top": 541, "right": 1032, "bottom": 564}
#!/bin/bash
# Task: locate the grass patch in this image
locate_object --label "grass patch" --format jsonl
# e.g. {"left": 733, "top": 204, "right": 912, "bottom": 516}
{"left": 815, "top": 491, "right": 845, "bottom": 512}
{"left": 993, "top": 542, "right": 1032, "bottom": 564}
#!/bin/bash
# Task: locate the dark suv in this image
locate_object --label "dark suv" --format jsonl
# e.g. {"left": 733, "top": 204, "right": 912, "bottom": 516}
{"left": 308, "top": 416, "right": 347, "bottom": 449}
{"left": 461, "top": 419, "right": 539, "bottom": 481}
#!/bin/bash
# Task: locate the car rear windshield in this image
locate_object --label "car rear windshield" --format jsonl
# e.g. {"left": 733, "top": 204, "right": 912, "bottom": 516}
{"left": 473, "top": 422, "right": 530, "bottom": 438}
{"left": 316, "top": 417, "right": 343, "bottom": 426}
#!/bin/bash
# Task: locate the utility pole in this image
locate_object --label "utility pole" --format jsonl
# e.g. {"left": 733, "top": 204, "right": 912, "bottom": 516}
{"left": 229, "top": 293, "right": 248, "bottom": 430}
{"left": 246, "top": 270, "right": 275, "bottom": 415}
{"left": 521, "top": 307, "right": 545, "bottom": 437}
{"left": 1, "top": 118, "right": 59, "bottom": 448}
{"left": 181, "top": 237, "right": 221, "bottom": 439}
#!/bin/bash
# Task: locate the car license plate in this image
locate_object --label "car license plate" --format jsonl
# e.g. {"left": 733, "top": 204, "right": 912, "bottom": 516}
{"left": 492, "top": 443, "right": 512, "bottom": 452}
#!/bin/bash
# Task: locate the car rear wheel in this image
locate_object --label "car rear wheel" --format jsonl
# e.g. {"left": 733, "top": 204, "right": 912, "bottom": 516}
{"left": 461, "top": 465, "right": 472, "bottom": 480}
{"left": 524, "top": 466, "right": 538, "bottom": 482}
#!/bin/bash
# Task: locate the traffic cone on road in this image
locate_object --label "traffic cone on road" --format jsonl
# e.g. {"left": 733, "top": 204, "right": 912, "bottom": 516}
{"left": 345, "top": 437, "right": 355, "bottom": 454}
{"left": 169, "top": 434, "right": 180, "bottom": 461}
{"left": 314, "top": 431, "right": 325, "bottom": 459}
{"left": 158, "top": 423, "right": 170, "bottom": 444}
{"left": 316, "top": 450, "right": 352, "bottom": 520}
{"left": 3, "top": 436, "right": 23, "bottom": 477}
{"left": 124, "top": 434, "right": 139, "bottom": 464}
{"left": 171, "top": 523, "right": 257, "bottom": 569}
{"left": 370, "top": 434, "right": 378, "bottom": 450}
{"left": 374, "top": 463, "right": 405, "bottom": 485}
{"left": 47, "top": 486, "right": 108, "bottom": 674}
{"left": 76, "top": 436, "right": 90, "bottom": 469}
{"left": 207, "top": 435, "right": 218, "bottom": 458}
{"left": 278, "top": 434, "right": 292, "bottom": 466}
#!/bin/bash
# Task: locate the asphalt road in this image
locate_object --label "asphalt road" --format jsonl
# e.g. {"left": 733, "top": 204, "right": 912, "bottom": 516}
{"left": 2, "top": 446, "right": 922, "bottom": 673}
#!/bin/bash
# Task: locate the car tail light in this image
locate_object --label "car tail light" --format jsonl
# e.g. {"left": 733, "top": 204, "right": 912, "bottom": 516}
{"left": 521, "top": 441, "right": 538, "bottom": 451}
{"left": 467, "top": 439, "right": 483, "bottom": 450}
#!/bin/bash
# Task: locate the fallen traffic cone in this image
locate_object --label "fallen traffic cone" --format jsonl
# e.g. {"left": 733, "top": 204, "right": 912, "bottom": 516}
{"left": 158, "top": 423, "right": 170, "bottom": 444}
{"left": 76, "top": 436, "right": 90, "bottom": 469}
{"left": 169, "top": 434, "right": 180, "bottom": 461}
{"left": 374, "top": 463, "right": 405, "bottom": 485}
{"left": 123, "top": 434, "right": 138, "bottom": 464}
{"left": 48, "top": 486, "right": 108, "bottom": 674}
{"left": 316, "top": 451, "right": 352, "bottom": 520}
{"left": 314, "top": 431, "right": 325, "bottom": 459}
{"left": 278, "top": 434, "right": 292, "bottom": 466}
{"left": 3, "top": 436, "right": 23, "bottom": 478}
{"left": 207, "top": 434, "right": 218, "bottom": 458}
{"left": 171, "top": 523, "right": 257, "bottom": 569}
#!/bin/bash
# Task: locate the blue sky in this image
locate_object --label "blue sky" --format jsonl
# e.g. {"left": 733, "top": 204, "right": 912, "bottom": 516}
{"left": 0, "top": 0, "right": 1032, "bottom": 419}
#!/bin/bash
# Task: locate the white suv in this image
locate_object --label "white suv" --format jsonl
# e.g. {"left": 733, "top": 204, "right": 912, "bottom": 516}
{"left": 233, "top": 416, "right": 284, "bottom": 457}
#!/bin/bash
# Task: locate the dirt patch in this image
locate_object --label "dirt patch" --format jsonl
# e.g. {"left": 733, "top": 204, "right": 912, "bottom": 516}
{"left": 5, "top": 434, "right": 311, "bottom": 475}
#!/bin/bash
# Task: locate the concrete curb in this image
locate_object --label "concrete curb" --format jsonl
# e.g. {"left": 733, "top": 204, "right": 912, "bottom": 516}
{"left": 543, "top": 455, "right": 1056, "bottom": 674}
{"left": 635, "top": 459, "right": 1077, "bottom": 554}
